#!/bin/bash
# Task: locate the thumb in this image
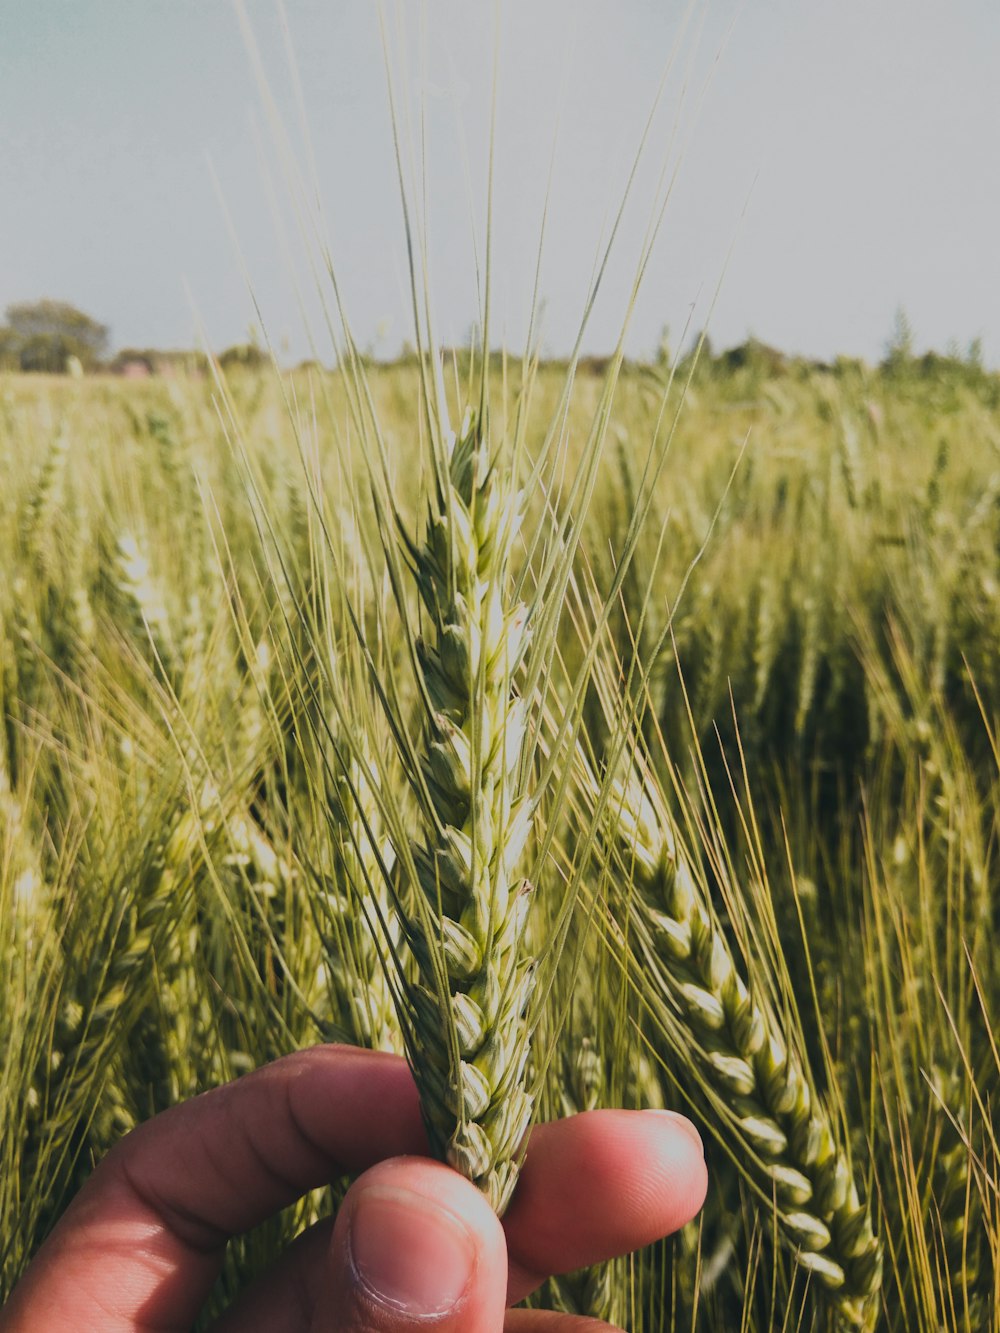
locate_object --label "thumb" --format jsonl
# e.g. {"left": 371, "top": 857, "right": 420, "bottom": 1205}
{"left": 312, "top": 1156, "right": 509, "bottom": 1331}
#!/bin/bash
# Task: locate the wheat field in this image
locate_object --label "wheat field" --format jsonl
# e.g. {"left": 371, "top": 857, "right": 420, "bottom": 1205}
{"left": 1, "top": 350, "right": 997, "bottom": 1330}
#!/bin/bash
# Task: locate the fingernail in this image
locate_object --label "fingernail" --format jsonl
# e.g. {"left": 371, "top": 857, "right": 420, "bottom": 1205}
{"left": 645, "top": 1109, "right": 705, "bottom": 1157}
{"left": 349, "top": 1184, "right": 477, "bottom": 1314}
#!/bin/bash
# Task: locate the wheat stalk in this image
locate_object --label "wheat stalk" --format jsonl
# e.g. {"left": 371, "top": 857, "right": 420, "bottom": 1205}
{"left": 106, "top": 526, "right": 175, "bottom": 676}
{"left": 600, "top": 757, "right": 883, "bottom": 1326}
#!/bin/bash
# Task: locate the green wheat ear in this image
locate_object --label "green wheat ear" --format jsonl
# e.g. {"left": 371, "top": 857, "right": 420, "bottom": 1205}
{"left": 546, "top": 1035, "right": 623, "bottom": 1325}
{"left": 599, "top": 757, "right": 883, "bottom": 1326}
{"left": 318, "top": 738, "right": 403, "bottom": 1056}
{"left": 398, "top": 405, "right": 537, "bottom": 1215}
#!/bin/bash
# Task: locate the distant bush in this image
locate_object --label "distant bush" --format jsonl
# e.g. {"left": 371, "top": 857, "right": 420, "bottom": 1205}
{"left": 1, "top": 300, "right": 109, "bottom": 373}
{"left": 218, "top": 343, "right": 269, "bottom": 371}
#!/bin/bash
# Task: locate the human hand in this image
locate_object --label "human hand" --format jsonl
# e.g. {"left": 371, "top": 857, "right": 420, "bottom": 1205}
{"left": 0, "top": 1045, "right": 707, "bottom": 1331}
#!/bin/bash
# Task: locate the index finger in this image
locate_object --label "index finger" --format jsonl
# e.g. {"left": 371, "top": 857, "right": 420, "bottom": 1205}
{"left": 1, "top": 1047, "right": 427, "bottom": 1332}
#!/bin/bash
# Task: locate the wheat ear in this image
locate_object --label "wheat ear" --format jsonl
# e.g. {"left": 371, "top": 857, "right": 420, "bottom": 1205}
{"left": 400, "top": 407, "right": 536, "bottom": 1214}
{"left": 604, "top": 761, "right": 882, "bottom": 1325}
{"left": 546, "top": 1037, "right": 621, "bottom": 1323}
{"left": 318, "top": 742, "right": 402, "bottom": 1054}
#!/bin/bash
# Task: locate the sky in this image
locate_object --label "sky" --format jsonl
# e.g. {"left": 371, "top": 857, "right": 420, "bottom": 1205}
{"left": 2, "top": 1, "right": 998, "bottom": 366}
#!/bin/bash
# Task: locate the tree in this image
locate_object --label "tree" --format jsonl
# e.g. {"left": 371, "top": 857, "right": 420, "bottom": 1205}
{"left": 4, "top": 299, "right": 109, "bottom": 372}
{"left": 218, "top": 342, "right": 268, "bottom": 371}
{"left": 881, "top": 306, "right": 915, "bottom": 377}
{"left": 0, "top": 327, "right": 21, "bottom": 372}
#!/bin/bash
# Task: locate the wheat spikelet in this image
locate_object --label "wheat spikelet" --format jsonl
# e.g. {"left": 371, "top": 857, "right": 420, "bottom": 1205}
{"left": 105, "top": 527, "right": 175, "bottom": 675}
{"left": 600, "top": 758, "right": 882, "bottom": 1325}
{"left": 546, "top": 1036, "right": 622, "bottom": 1324}
{"left": 316, "top": 742, "right": 402, "bottom": 1054}
{"left": 398, "top": 406, "right": 536, "bottom": 1214}
{"left": 926, "top": 1067, "right": 985, "bottom": 1328}
{"left": 695, "top": 595, "right": 726, "bottom": 730}
{"left": 548, "top": 1249, "right": 618, "bottom": 1323}
{"left": 20, "top": 429, "right": 70, "bottom": 575}
{"left": 837, "top": 413, "right": 866, "bottom": 512}
{"left": 752, "top": 575, "right": 781, "bottom": 716}
{"left": 19, "top": 803, "right": 187, "bottom": 1237}
{"left": 795, "top": 582, "right": 823, "bottom": 740}
{"left": 0, "top": 624, "right": 15, "bottom": 792}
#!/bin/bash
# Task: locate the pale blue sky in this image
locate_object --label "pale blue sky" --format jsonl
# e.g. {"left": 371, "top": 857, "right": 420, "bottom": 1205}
{"left": 2, "top": 2, "right": 998, "bottom": 364}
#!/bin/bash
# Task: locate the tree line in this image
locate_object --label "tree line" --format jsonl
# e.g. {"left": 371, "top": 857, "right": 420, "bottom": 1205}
{"left": 0, "top": 299, "right": 994, "bottom": 393}
{"left": 0, "top": 300, "right": 260, "bottom": 376}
